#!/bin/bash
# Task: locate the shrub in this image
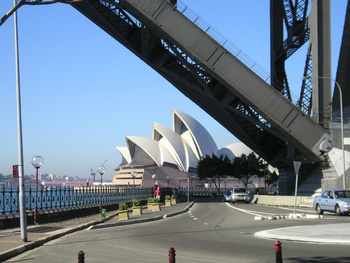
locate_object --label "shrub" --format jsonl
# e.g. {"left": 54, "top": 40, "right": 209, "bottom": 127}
{"left": 118, "top": 202, "right": 128, "bottom": 211}
{"left": 153, "top": 198, "right": 160, "bottom": 203}
{"left": 148, "top": 197, "right": 154, "bottom": 204}
{"left": 132, "top": 198, "right": 140, "bottom": 207}
{"left": 165, "top": 195, "right": 171, "bottom": 201}
{"left": 171, "top": 195, "right": 177, "bottom": 200}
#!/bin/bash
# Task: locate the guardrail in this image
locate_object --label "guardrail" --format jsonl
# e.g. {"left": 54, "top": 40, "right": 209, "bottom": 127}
{"left": 0, "top": 185, "right": 153, "bottom": 218}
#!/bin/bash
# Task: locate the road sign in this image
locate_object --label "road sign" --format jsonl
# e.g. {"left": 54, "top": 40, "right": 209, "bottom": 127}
{"left": 12, "top": 165, "right": 19, "bottom": 179}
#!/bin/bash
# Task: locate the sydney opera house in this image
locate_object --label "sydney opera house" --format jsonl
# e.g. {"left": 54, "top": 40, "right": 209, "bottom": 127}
{"left": 113, "top": 109, "right": 254, "bottom": 188}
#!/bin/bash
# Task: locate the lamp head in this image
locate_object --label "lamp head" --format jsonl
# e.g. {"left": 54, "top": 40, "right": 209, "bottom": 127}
{"left": 98, "top": 165, "right": 106, "bottom": 176}
{"left": 31, "top": 156, "right": 44, "bottom": 169}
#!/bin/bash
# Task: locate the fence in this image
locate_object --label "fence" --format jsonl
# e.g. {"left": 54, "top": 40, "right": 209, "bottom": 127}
{"left": 0, "top": 185, "right": 153, "bottom": 217}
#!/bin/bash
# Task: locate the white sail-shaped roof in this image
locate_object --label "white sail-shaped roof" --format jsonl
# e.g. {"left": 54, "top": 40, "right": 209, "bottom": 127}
{"left": 126, "top": 136, "right": 176, "bottom": 167}
{"left": 217, "top": 142, "right": 254, "bottom": 160}
{"left": 152, "top": 122, "right": 198, "bottom": 172}
{"left": 172, "top": 109, "right": 218, "bottom": 159}
{"left": 115, "top": 146, "right": 132, "bottom": 164}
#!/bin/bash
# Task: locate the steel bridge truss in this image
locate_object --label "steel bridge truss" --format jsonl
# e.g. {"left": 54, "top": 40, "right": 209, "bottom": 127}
{"left": 69, "top": 0, "right": 331, "bottom": 167}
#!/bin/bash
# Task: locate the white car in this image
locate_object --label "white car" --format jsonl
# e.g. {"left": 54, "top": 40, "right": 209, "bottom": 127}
{"left": 231, "top": 187, "right": 250, "bottom": 204}
{"left": 224, "top": 190, "right": 232, "bottom": 202}
{"left": 313, "top": 190, "right": 350, "bottom": 216}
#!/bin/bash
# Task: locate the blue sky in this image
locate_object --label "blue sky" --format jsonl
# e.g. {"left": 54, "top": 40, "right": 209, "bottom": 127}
{"left": 0, "top": 1, "right": 347, "bottom": 181}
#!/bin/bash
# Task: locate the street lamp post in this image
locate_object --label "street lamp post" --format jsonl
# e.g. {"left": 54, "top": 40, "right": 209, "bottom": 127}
{"left": 14, "top": 0, "right": 27, "bottom": 241}
{"left": 152, "top": 174, "right": 157, "bottom": 194}
{"left": 131, "top": 171, "right": 137, "bottom": 199}
{"left": 302, "top": 76, "right": 346, "bottom": 188}
{"left": 31, "top": 156, "right": 43, "bottom": 225}
{"left": 166, "top": 176, "right": 170, "bottom": 187}
{"left": 178, "top": 177, "right": 182, "bottom": 188}
{"left": 98, "top": 165, "right": 106, "bottom": 212}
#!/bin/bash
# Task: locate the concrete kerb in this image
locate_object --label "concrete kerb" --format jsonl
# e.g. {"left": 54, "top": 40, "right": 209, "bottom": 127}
{"left": 255, "top": 213, "right": 322, "bottom": 221}
{"left": 0, "top": 202, "right": 195, "bottom": 262}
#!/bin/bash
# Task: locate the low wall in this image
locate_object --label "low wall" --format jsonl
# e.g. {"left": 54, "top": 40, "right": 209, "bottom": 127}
{"left": 251, "top": 195, "right": 314, "bottom": 208}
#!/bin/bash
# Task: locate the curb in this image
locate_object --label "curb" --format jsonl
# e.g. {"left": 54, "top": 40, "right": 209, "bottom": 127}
{"left": 254, "top": 213, "right": 323, "bottom": 221}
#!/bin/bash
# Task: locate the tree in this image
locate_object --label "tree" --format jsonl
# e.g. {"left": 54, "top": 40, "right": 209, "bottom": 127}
{"left": 197, "top": 153, "right": 232, "bottom": 194}
{"left": 232, "top": 152, "right": 264, "bottom": 189}
{"left": 265, "top": 171, "right": 279, "bottom": 185}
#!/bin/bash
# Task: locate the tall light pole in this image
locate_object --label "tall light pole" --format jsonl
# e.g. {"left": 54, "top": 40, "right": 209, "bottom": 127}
{"left": 98, "top": 165, "right": 106, "bottom": 212}
{"left": 302, "top": 76, "right": 346, "bottom": 188}
{"left": 152, "top": 174, "right": 157, "bottom": 194}
{"left": 13, "top": 0, "right": 27, "bottom": 241}
{"left": 31, "top": 156, "right": 43, "bottom": 225}
{"left": 131, "top": 171, "right": 137, "bottom": 199}
{"left": 178, "top": 177, "right": 182, "bottom": 188}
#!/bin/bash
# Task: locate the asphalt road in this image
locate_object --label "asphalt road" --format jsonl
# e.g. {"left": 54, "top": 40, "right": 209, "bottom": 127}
{"left": 6, "top": 200, "right": 350, "bottom": 263}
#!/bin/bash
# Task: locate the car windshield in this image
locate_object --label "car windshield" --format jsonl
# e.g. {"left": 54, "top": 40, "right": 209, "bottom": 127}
{"left": 234, "top": 188, "right": 246, "bottom": 193}
{"left": 334, "top": 191, "right": 350, "bottom": 198}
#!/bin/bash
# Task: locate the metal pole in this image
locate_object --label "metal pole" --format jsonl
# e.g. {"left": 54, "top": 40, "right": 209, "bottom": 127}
{"left": 187, "top": 176, "right": 189, "bottom": 203}
{"left": 34, "top": 167, "right": 38, "bottom": 224}
{"left": 14, "top": 0, "right": 27, "bottom": 241}
{"left": 78, "top": 250, "right": 85, "bottom": 263}
{"left": 319, "top": 77, "right": 346, "bottom": 188}
{"left": 274, "top": 240, "right": 283, "bottom": 263}
{"left": 334, "top": 81, "right": 346, "bottom": 189}
{"left": 293, "top": 161, "right": 301, "bottom": 215}
{"left": 133, "top": 177, "right": 135, "bottom": 199}
{"left": 168, "top": 247, "right": 176, "bottom": 263}
{"left": 99, "top": 174, "right": 102, "bottom": 212}
{"left": 302, "top": 76, "right": 346, "bottom": 188}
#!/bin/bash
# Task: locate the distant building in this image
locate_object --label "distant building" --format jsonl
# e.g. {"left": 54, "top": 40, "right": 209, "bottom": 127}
{"left": 113, "top": 109, "right": 256, "bottom": 188}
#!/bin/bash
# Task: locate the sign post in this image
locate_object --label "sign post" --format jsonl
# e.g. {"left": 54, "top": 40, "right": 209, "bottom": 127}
{"left": 293, "top": 161, "right": 302, "bottom": 215}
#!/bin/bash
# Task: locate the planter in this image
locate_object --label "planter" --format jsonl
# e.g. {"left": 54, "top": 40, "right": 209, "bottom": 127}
{"left": 147, "top": 203, "right": 153, "bottom": 211}
{"left": 118, "top": 210, "right": 129, "bottom": 221}
{"left": 171, "top": 199, "right": 177, "bottom": 205}
{"left": 165, "top": 200, "right": 172, "bottom": 206}
{"left": 152, "top": 203, "right": 161, "bottom": 211}
{"left": 132, "top": 206, "right": 142, "bottom": 216}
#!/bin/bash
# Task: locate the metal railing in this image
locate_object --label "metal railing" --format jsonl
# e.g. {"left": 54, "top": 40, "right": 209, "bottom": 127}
{"left": 0, "top": 185, "right": 153, "bottom": 217}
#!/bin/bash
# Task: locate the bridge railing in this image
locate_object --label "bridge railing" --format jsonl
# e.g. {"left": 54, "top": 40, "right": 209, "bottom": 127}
{"left": 175, "top": 0, "right": 272, "bottom": 84}
{"left": 0, "top": 185, "right": 153, "bottom": 217}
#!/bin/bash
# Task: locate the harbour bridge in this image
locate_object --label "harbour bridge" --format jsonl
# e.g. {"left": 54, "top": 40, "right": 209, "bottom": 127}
{"left": 3, "top": 0, "right": 350, "bottom": 195}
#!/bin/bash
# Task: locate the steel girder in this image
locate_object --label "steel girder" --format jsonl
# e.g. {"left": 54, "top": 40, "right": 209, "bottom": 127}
{"left": 271, "top": 0, "right": 310, "bottom": 105}
{"left": 70, "top": 0, "right": 331, "bottom": 167}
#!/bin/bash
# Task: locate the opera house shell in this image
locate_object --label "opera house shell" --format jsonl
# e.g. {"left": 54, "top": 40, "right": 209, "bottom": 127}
{"left": 113, "top": 109, "right": 253, "bottom": 188}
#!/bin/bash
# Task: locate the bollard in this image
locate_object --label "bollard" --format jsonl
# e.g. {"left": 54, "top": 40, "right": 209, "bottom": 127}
{"left": 274, "top": 240, "right": 282, "bottom": 263}
{"left": 169, "top": 247, "right": 176, "bottom": 263}
{"left": 78, "top": 250, "right": 85, "bottom": 263}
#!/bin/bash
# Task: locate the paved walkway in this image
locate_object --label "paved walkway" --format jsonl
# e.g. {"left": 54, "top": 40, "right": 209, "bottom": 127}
{"left": 0, "top": 201, "right": 349, "bottom": 261}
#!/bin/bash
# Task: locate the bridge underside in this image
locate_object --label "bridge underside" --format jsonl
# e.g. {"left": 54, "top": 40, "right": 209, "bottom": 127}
{"left": 69, "top": 0, "right": 340, "bottom": 194}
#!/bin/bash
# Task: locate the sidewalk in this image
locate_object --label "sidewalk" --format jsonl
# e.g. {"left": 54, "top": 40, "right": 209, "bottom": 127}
{"left": 0, "top": 202, "right": 193, "bottom": 262}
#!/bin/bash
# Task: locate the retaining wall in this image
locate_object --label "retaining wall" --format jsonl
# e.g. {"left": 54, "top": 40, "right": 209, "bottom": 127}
{"left": 251, "top": 195, "right": 314, "bottom": 208}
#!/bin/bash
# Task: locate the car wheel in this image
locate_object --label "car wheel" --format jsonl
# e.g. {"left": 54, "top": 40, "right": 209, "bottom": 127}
{"left": 245, "top": 201, "right": 250, "bottom": 204}
{"left": 316, "top": 204, "right": 323, "bottom": 215}
{"left": 231, "top": 201, "right": 235, "bottom": 204}
{"left": 335, "top": 205, "right": 342, "bottom": 216}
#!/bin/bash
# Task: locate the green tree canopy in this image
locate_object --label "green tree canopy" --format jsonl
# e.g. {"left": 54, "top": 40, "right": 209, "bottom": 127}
{"left": 197, "top": 153, "right": 232, "bottom": 193}
{"left": 232, "top": 152, "right": 264, "bottom": 188}
{"left": 265, "top": 171, "right": 279, "bottom": 185}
